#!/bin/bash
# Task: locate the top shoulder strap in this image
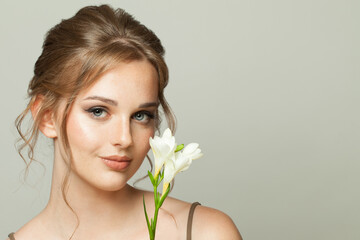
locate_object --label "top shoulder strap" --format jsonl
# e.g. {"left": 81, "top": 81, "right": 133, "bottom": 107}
{"left": 8, "top": 233, "right": 15, "bottom": 240}
{"left": 186, "top": 202, "right": 201, "bottom": 240}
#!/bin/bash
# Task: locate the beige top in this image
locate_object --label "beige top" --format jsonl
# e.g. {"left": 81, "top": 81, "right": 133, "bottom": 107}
{"left": 8, "top": 202, "right": 201, "bottom": 240}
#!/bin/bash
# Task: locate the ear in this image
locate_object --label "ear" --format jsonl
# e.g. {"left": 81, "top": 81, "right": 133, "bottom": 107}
{"left": 30, "top": 95, "right": 58, "bottom": 139}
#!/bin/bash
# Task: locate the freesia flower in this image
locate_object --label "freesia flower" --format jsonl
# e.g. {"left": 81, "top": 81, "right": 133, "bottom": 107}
{"left": 163, "top": 143, "right": 203, "bottom": 194}
{"left": 149, "top": 128, "right": 177, "bottom": 178}
{"left": 144, "top": 129, "right": 203, "bottom": 240}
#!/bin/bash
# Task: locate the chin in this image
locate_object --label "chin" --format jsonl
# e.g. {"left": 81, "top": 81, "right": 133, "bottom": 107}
{"left": 70, "top": 159, "right": 142, "bottom": 193}
{"left": 98, "top": 183, "right": 128, "bottom": 192}
{"left": 94, "top": 174, "right": 133, "bottom": 192}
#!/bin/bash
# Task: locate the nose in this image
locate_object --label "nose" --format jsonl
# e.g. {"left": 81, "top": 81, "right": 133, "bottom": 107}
{"left": 110, "top": 116, "right": 133, "bottom": 148}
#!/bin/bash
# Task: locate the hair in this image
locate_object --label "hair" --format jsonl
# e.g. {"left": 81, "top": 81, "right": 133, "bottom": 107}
{"left": 15, "top": 4, "right": 176, "bottom": 237}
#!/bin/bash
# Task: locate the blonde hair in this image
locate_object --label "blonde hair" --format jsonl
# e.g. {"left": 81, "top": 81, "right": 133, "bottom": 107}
{"left": 15, "top": 5, "right": 176, "bottom": 237}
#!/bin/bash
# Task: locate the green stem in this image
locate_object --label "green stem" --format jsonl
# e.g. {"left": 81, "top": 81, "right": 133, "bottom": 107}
{"left": 152, "top": 174, "right": 159, "bottom": 239}
{"left": 144, "top": 170, "right": 169, "bottom": 240}
{"left": 153, "top": 206, "right": 160, "bottom": 235}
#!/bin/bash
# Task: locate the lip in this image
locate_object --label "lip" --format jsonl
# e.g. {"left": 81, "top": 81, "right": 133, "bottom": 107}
{"left": 100, "top": 155, "right": 132, "bottom": 171}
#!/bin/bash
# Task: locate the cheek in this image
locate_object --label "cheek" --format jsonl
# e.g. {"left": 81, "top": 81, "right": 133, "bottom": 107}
{"left": 134, "top": 128, "right": 155, "bottom": 152}
{"left": 66, "top": 111, "right": 102, "bottom": 154}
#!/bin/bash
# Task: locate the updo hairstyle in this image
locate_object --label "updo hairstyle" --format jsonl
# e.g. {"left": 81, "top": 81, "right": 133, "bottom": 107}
{"left": 16, "top": 4, "right": 176, "bottom": 171}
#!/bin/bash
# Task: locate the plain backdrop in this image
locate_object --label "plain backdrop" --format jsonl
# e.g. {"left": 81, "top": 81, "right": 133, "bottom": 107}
{"left": 1, "top": 0, "right": 359, "bottom": 239}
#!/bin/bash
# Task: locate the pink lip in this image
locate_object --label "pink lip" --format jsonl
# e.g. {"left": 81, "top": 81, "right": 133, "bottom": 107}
{"left": 101, "top": 155, "right": 132, "bottom": 171}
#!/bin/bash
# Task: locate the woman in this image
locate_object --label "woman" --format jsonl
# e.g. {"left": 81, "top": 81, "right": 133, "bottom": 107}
{"left": 9, "top": 5, "right": 242, "bottom": 240}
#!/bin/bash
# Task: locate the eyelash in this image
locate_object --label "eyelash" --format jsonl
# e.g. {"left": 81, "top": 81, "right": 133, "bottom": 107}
{"left": 133, "top": 111, "right": 155, "bottom": 123}
{"left": 86, "top": 106, "right": 109, "bottom": 119}
{"left": 85, "top": 107, "right": 156, "bottom": 123}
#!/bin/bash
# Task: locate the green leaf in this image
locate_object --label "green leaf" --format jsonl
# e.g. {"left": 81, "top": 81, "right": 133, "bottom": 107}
{"left": 143, "top": 195, "right": 151, "bottom": 234}
{"left": 148, "top": 171, "right": 155, "bottom": 186}
{"left": 158, "top": 170, "right": 164, "bottom": 186}
{"left": 175, "top": 144, "right": 184, "bottom": 152}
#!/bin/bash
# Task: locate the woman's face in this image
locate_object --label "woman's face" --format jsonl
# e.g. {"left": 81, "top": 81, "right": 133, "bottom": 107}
{"left": 64, "top": 59, "right": 158, "bottom": 191}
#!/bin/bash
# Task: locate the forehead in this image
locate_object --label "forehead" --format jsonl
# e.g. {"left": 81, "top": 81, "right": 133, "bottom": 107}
{"left": 78, "top": 60, "right": 159, "bottom": 104}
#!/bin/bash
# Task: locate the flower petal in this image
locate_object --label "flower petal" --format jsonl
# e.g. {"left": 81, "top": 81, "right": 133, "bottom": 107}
{"left": 183, "top": 143, "right": 199, "bottom": 155}
{"left": 163, "top": 128, "right": 172, "bottom": 139}
{"left": 192, "top": 152, "right": 203, "bottom": 160}
{"left": 163, "top": 159, "right": 176, "bottom": 184}
{"left": 190, "top": 148, "right": 203, "bottom": 160}
{"left": 173, "top": 152, "right": 191, "bottom": 172}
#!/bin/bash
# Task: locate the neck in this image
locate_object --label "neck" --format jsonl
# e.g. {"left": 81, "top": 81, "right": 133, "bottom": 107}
{"left": 41, "top": 142, "right": 143, "bottom": 238}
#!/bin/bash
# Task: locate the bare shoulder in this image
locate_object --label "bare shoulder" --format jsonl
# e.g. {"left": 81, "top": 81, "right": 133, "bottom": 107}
{"left": 155, "top": 195, "right": 243, "bottom": 240}
{"left": 192, "top": 205, "right": 243, "bottom": 240}
{"left": 139, "top": 190, "right": 242, "bottom": 239}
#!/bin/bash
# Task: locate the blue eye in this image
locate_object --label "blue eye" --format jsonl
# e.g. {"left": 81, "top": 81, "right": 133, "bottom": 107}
{"left": 134, "top": 112, "right": 146, "bottom": 121}
{"left": 93, "top": 109, "right": 104, "bottom": 117}
{"left": 133, "top": 111, "right": 155, "bottom": 122}
{"left": 86, "top": 107, "right": 108, "bottom": 118}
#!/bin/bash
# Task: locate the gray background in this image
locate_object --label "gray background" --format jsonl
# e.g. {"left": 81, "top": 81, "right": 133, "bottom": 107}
{"left": 1, "top": 0, "right": 359, "bottom": 239}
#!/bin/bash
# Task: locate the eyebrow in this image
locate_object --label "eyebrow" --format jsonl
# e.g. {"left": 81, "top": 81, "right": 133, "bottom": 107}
{"left": 139, "top": 102, "right": 159, "bottom": 108}
{"left": 83, "top": 95, "right": 158, "bottom": 108}
{"left": 83, "top": 96, "right": 118, "bottom": 106}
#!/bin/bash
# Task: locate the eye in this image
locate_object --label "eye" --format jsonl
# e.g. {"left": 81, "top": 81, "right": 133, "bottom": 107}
{"left": 134, "top": 112, "right": 146, "bottom": 121}
{"left": 133, "top": 111, "right": 155, "bottom": 123}
{"left": 86, "top": 107, "right": 108, "bottom": 119}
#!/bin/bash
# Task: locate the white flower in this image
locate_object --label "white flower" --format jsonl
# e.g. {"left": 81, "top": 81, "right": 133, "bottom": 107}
{"left": 163, "top": 143, "right": 203, "bottom": 193}
{"left": 149, "top": 128, "right": 177, "bottom": 178}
